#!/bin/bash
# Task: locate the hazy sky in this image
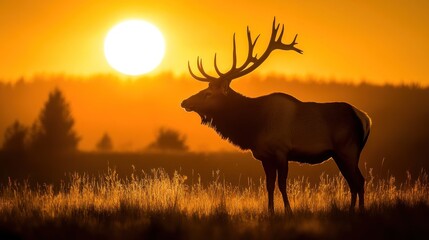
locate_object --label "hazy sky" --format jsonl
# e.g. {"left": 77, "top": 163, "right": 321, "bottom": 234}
{"left": 1, "top": 0, "right": 428, "bottom": 85}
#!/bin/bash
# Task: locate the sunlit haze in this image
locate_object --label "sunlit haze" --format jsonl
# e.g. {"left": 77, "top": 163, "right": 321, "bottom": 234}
{"left": 0, "top": 0, "right": 428, "bottom": 85}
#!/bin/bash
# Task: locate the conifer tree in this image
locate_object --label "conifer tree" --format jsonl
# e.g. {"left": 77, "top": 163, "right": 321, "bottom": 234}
{"left": 2, "top": 120, "right": 28, "bottom": 153}
{"left": 96, "top": 132, "right": 113, "bottom": 152}
{"left": 31, "top": 88, "right": 79, "bottom": 153}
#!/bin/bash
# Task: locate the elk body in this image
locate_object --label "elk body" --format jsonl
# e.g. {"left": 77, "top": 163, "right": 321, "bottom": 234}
{"left": 181, "top": 19, "right": 371, "bottom": 214}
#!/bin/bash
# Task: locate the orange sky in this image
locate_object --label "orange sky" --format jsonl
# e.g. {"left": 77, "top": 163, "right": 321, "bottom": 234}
{"left": 0, "top": 0, "right": 429, "bottom": 85}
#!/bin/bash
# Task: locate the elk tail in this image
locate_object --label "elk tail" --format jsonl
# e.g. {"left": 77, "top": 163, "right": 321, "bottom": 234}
{"left": 352, "top": 107, "right": 372, "bottom": 149}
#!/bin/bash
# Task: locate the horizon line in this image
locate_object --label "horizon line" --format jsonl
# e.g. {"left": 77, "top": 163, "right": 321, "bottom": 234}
{"left": 0, "top": 71, "right": 426, "bottom": 89}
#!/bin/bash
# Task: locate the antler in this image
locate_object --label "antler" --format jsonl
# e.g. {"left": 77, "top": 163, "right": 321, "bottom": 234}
{"left": 188, "top": 17, "right": 303, "bottom": 84}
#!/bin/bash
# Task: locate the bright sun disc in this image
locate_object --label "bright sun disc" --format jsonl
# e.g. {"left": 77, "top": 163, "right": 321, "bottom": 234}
{"left": 104, "top": 20, "right": 165, "bottom": 76}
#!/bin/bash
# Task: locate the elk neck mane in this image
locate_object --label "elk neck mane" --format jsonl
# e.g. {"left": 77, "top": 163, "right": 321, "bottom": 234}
{"left": 202, "top": 89, "right": 298, "bottom": 150}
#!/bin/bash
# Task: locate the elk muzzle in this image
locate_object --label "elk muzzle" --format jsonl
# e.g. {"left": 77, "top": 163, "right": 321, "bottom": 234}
{"left": 181, "top": 99, "right": 194, "bottom": 112}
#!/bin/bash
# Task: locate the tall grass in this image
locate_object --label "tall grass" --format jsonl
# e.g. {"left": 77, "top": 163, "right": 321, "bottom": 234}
{"left": 1, "top": 168, "right": 429, "bottom": 239}
{"left": 1, "top": 167, "right": 428, "bottom": 220}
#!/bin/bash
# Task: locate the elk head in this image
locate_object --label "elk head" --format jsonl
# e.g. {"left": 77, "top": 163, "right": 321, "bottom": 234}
{"left": 181, "top": 18, "right": 303, "bottom": 124}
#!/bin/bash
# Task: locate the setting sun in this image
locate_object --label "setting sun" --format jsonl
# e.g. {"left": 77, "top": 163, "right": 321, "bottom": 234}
{"left": 104, "top": 19, "right": 165, "bottom": 76}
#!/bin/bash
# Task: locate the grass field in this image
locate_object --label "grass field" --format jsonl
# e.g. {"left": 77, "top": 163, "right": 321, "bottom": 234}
{"left": 1, "top": 168, "right": 428, "bottom": 239}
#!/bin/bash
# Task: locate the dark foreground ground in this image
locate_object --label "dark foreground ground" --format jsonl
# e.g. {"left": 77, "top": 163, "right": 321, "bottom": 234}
{"left": 1, "top": 201, "right": 428, "bottom": 240}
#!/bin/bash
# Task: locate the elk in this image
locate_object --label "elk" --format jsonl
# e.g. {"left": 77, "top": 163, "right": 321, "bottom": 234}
{"left": 181, "top": 18, "right": 371, "bottom": 214}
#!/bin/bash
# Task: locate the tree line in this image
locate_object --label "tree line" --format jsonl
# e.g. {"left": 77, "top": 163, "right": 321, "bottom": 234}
{"left": 2, "top": 73, "right": 429, "bottom": 183}
{"left": 1, "top": 88, "right": 188, "bottom": 157}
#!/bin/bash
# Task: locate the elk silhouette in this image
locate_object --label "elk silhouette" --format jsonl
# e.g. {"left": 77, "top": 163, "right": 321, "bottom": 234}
{"left": 181, "top": 18, "right": 371, "bottom": 214}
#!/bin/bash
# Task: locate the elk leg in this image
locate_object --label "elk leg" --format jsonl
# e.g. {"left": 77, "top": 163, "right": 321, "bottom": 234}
{"left": 350, "top": 191, "right": 358, "bottom": 212}
{"left": 262, "top": 160, "right": 276, "bottom": 214}
{"left": 278, "top": 162, "right": 293, "bottom": 216}
{"left": 356, "top": 167, "right": 365, "bottom": 212}
{"left": 333, "top": 156, "right": 359, "bottom": 212}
